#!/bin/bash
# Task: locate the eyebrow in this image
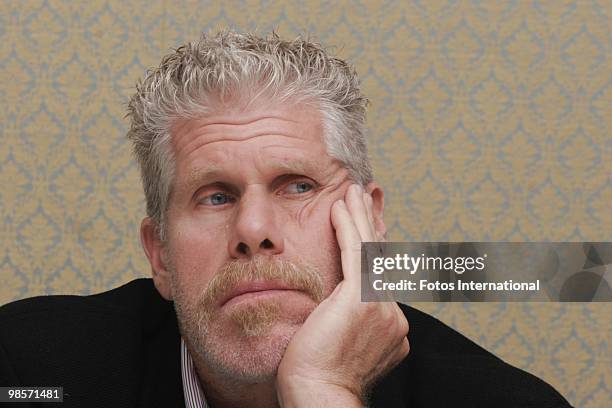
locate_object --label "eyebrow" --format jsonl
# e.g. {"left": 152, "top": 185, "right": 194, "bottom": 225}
{"left": 186, "top": 163, "right": 224, "bottom": 191}
{"left": 185, "top": 160, "right": 325, "bottom": 192}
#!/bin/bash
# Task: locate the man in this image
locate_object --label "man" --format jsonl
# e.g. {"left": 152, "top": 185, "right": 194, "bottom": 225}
{"left": 0, "top": 31, "right": 570, "bottom": 407}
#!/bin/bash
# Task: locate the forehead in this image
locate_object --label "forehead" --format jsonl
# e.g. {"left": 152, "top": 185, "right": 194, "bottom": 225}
{"left": 170, "top": 102, "right": 327, "bottom": 150}
{"left": 169, "top": 103, "right": 333, "bottom": 185}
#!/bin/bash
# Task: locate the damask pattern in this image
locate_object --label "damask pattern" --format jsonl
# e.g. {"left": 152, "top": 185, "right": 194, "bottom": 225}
{"left": 0, "top": 1, "right": 609, "bottom": 405}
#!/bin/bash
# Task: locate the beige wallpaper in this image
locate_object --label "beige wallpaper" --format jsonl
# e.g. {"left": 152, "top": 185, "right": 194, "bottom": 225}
{"left": 0, "top": 1, "right": 610, "bottom": 405}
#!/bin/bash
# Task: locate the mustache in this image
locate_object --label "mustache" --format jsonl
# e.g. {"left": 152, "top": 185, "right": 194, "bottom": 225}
{"left": 198, "top": 255, "right": 326, "bottom": 317}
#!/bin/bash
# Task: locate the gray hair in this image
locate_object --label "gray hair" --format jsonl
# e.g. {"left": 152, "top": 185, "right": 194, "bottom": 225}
{"left": 126, "top": 30, "right": 372, "bottom": 241}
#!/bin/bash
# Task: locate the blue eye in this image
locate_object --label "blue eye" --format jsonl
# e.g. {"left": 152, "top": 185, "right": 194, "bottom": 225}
{"left": 201, "top": 192, "right": 234, "bottom": 206}
{"left": 287, "top": 181, "right": 313, "bottom": 194}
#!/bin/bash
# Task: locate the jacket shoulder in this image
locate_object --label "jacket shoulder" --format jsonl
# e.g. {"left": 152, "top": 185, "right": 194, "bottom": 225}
{"left": 0, "top": 278, "right": 156, "bottom": 318}
{"left": 368, "top": 303, "right": 572, "bottom": 407}
{"left": 398, "top": 302, "right": 493, "bottom": 357}
{"left": 0, "top": 278, "right": 177, "bottom": 407}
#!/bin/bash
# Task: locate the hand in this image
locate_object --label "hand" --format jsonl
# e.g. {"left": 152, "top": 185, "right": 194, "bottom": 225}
{"left": 276, "top": 184, "right": 410, "bottom": 407}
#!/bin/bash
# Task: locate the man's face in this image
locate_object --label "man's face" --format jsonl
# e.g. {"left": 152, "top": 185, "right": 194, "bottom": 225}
{"left": 159, "top": 102, "right": 354, "bottom": 382}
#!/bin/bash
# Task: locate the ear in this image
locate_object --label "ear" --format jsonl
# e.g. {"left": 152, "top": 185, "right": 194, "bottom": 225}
{"left": 365, "top": 181, "right": 387, "bottom": 240}
{"left": 140, "top": 218, "right": 173, "bottom": 300}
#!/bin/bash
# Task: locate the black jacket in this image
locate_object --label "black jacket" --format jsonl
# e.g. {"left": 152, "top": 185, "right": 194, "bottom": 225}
{"left": 0, "top": 279, "right": 571, "bottom": 407}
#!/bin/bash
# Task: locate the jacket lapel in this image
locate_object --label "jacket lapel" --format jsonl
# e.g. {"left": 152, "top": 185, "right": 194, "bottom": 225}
{"left": 138, "top": 282, "right": 186, "bottom": 407}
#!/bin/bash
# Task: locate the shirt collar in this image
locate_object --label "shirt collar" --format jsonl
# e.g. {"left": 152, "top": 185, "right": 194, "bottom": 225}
{"left": 181, "top": 338, "right": 209, "bottom": 408}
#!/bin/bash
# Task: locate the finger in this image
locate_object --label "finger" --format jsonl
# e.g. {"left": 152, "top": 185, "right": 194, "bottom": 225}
{"left": 363, "top": 192, "right": 377, "bottom": 240}
{"left": 385, "top": 335, "right": 410, "bottom": 366}
{"left": 330, "top": 199, "right": 362, "bottom": 285}
{"left": 394, "top": 305, "right": 409, "bottom": 337}
{"left": 399, "top": 338, "right": 410, "bottom": 359}
{"left": 344, "top": 184, "right": 375, "bottom": 242}
{"left": 389, "top": 311, "right": 410, "bottom": 356}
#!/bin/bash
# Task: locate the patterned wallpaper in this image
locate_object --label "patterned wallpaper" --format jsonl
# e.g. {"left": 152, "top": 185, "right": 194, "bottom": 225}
{"left": 0, "top": 1, "right": 610, "bottom": 406}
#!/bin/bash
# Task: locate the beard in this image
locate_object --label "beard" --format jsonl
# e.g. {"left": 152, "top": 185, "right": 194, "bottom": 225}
{"left": 170, "top": 254, "right": 335, "bottom": 384}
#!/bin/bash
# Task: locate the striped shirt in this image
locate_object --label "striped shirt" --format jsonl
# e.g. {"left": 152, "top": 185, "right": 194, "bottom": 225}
{"left": 181, "top": 338, "right": 209, "bottom": 408}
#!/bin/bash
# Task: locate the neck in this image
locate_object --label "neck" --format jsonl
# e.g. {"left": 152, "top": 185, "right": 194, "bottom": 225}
{"left": 198, "top": 370, "right": 279, "bottom": 408}
{"left": 184, "top": 338, "right": 280, "bottom": 408}
{"left": 194, "top": 364, "right": 280, "bottom": 408}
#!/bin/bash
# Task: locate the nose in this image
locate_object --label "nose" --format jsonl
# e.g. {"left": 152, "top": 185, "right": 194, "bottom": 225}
{"left": 228, "top": 187, "right": 284, "bottom": 259}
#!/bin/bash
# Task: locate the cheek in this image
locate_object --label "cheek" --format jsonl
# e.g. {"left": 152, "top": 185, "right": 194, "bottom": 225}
{"left": 288, "top": 202, "right": 342, "bottom": 289}
{"left": 167, "top": 218, "right": 229, "bottom": 293}
{"left": 292, "top": 177, "right": 351, "bottom": 228}
{"left": 293, "top": 190, "right": 336, "bottom": 227}
{"left": 291, "top": 199, "right": 336, "bottom": 247}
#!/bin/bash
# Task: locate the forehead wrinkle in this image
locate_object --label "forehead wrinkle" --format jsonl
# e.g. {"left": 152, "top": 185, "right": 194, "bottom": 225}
{"left": 175, "top": 114, "right": 302, "bottom": 143}
{"left": 199, "top": 114, "right": 300, "bottom": 126}
{"left": 173, "top": 126, "right": 308, "bottom": 162}
{"left": 171, "top": 114, "right": 300, "bottom": 135}
{"left": 174, "top": 133, "right": 311, "bottom": 177}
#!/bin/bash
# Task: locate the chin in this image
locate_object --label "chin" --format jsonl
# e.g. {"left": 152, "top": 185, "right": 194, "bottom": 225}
{"left": 198, "top": 320, "right": 301, "bottom": 383}
{"left": 178, "top": 293, "right": 317, "bottom": 383}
